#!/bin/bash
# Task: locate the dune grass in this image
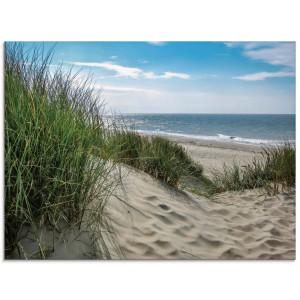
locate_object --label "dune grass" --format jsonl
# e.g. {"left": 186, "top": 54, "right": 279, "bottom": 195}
{"left": 5, "top": 43, "right": 118, "bottom": 258}
{"left": 207, "top": 143, "right": 295, "bottom": 195}
{"left": 104, "top": 129, "right": 204, "bottom": 187}
{"left": 5, "top": 43, "right": 206, "bottom": 258}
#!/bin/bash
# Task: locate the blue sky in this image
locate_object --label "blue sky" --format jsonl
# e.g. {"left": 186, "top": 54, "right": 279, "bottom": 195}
{"left": 22, "top": 41, "right": 295, "bottom": 114}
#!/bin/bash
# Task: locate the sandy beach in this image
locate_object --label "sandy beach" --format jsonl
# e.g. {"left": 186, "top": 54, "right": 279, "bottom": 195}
{"left": 167, "top": 137, "right": 263, "bottom": 177}
{"left": 12, "top": 137, "right": 295, "bottom": 260}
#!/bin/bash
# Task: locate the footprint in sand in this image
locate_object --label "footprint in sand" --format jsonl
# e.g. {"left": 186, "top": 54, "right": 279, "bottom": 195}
{"left": 158, "top": 204, "right": 170, "bottom": 211}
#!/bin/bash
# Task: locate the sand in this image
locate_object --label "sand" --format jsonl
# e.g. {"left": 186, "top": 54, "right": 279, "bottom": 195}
{"left": 97, "top": 164, "right": 295, "bottom": 260}
{"left": 9, "top": 221, "right": 94, "bottom": 259}
{"left": 95, "top": 138, "right": 295, "bottom": 260}
{"left": 167, "top": 137, "right": 263, "bottom": 177}
{"left": 10, "top": 138, "right": 296, "bottom": 260}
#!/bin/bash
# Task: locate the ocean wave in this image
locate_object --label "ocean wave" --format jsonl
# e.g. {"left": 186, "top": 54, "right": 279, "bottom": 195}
{"left": 136, "top": 130, "right": 294, "bottom": 147}
{"left": 216, "top": 134, "right": 288, "bottom": 146}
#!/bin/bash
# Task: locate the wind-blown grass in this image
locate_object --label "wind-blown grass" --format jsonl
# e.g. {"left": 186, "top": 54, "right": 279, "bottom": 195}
{"left": 5, "top": 43, "right": 117, "bottom": 258}
{"left": 208, "top": 143, "right": 295, "bottom": 195}
{"left": 5, "top": 43, "right": 206, "bottom": 258}
{"left": 104, "top": 129, "right": 204, "bottom": 187}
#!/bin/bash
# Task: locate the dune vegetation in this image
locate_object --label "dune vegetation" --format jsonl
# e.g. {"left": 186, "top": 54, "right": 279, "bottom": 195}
{"left": 5, "top": 43, "right": 295, "bottom": 258}
{"left": 4, "top": 43, "right": 205, "bottom": 257}
{"left": 5, "top": 43, "right": 119, "bottom": 257}
{"left": 207, "top": 143, "right": 295, "bottom": 195}
{"left": 105, "top": 129, "right": 204, "bottom": 187}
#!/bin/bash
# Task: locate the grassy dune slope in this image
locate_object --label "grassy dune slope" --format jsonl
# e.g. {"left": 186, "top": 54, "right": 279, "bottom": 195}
{"left": 5, "top": 43, "right": 295, "bottom": 259}
{"left": 4, "top": 44, "right": 205, "bottom": 258}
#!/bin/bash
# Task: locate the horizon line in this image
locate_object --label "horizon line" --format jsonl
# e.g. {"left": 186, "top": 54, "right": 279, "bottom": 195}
{"left": 106, "top": 112, "right": 296, "bottom": 115}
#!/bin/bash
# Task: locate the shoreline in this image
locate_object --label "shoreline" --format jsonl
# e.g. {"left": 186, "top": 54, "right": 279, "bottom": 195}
{"left": 165, "top": 135, "right": 264, "bottom": 152}
{"left": 134, "top": 128, "right": 294, "bottom": 148}
{"left": 163, "top": 136, "right": 263, "bottom": 177}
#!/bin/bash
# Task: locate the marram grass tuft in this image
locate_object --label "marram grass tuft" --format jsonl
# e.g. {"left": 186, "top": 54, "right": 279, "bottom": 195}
{"left": 5, "top": 43, "right": 117, "bottom": 257}
{"left": 207, "top": 143, "right": 295, "bottom": 195}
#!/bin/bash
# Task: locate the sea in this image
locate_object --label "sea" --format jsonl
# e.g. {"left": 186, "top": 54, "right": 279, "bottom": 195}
{"left": 113, "top": 114, "right": 295, "bottom": 147}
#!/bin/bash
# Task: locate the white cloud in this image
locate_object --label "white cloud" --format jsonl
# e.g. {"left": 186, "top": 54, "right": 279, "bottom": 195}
{"left": 225, "top": 42, "right": 295, "bottom": 68}
{"left": 72, "top": 61, "right": 143, "bottom": 78}
{"left": 225, "top": 42, "right": 278, "bottom": 50}
{"left": 144, "top": 71, "right": 190, "bottom": 79}
{"left": 148, "top": 41, "right": 166, "bottom": 46}
{"left": 71, "top": 61, "right": 190, "bottom": 80}
{"left": 138, "top": 59, "right": 149, "bottom": 63}
{"left": 233, "top": 71, "right": 295, "bottom": 81}
{"left": 110, "top": 56, "right": 118, "bottom": 59}
{"left": 245, "top": 43, "right": 295, "bottom": 68}
{"left": 224, "top": 42, "right": 236, "bottom": 48}
{"left": 226, "top": 42, "right": 295, "bottom": 81}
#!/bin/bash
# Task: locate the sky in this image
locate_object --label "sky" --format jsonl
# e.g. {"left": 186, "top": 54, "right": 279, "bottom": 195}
{"left": 22, "top": 41, "right": 295, "bottom": 114}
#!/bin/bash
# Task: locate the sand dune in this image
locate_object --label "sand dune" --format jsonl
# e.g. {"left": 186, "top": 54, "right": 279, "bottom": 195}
{"left": 10, "top": 139, "right": 295, "bottom": 260}
{"left": 96, "top": 166, "right": 295, "bottom": 260}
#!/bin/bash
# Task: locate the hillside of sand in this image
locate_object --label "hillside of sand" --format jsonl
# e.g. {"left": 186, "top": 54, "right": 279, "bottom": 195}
{"left": 10, "top": 139, "right": 295, "bottom": 260}
{"left": 95, "top": 165, "right": 295, "bottom": 260}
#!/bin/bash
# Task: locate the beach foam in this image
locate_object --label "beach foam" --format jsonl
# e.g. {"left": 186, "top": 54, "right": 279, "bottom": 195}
{"left": 136, "top": 129, "right": 292, "bottom": 147}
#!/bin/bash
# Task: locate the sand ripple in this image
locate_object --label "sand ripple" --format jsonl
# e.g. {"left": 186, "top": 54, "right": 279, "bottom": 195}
{"left": 96, "top": 167, "right": 295, "bottom": 260}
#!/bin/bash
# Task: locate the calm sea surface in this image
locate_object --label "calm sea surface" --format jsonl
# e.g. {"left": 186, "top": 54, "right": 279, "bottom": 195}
{"left": 115, "top": 114, "right": 295, "bottom": 146}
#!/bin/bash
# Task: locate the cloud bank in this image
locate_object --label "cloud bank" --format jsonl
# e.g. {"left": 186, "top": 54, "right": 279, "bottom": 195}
{"left": 72, "top": 61, "right": 142, "bottom": 78}
{"left": 244, "top": 43, "right": 295, "bottom": 68}
{"left": 72, "top": 61, "right": 190, "bottom": 80}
